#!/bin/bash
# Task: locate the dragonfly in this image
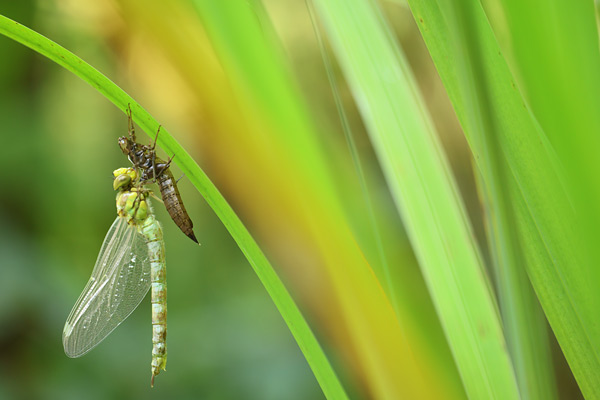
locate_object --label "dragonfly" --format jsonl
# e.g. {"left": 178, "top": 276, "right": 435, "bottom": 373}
{"left": 118, "top": 106, "right": 198, "bottom": 244}
{"left": 63, "top": 167, "right": 167, "bottom": 387}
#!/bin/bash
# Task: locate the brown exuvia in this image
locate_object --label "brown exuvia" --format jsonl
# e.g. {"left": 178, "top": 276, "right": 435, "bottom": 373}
{"left": 118, "top": 105, "right": 198, "bottom": 244}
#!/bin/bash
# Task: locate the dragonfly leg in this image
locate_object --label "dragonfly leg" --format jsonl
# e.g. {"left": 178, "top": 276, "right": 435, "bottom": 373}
{"left": 149, "top": 126, "right": 161, "bottom": 182}
{"left": 150, "top": 125, "right": 161, "bottom": 152}
{"left": 149, "top": 191, "right": 164, "bottom": 204}
{"left": 150, "top": 154, "right": 175, "bottom": 184}
{"left": 150, "top": 153, "right": 174, "bottom": 185}
{"left": 162, "top": 154, "right": 175, "bottom": 172}
{"left": 127, "top": 103, "right": 137, "bottom": 142}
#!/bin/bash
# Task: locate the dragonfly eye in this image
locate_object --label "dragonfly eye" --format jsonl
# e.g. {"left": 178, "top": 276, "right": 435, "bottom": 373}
{"left": 113, "top": 173, "right": 132, "bottom": 191}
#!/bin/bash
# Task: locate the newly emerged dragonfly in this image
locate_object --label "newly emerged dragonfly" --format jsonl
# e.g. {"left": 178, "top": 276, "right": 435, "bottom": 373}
{"left": 63, "top": 167, "right": 167, "bottom": 387}
{"left": 118, "top": 106, "right": 198, "bottom": 244}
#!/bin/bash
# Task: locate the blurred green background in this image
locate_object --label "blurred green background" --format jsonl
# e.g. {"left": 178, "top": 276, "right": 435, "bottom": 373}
{"left": 0, "top": 0, "right": 587, "bottom": 399}
{"left": 0, "top": 2, "right": 331, "bottom": 399}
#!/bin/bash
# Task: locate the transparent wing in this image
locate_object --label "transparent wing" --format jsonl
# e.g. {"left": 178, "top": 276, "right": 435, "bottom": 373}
{"left": 63, "top": 217, "right": 151, "bottom": 358}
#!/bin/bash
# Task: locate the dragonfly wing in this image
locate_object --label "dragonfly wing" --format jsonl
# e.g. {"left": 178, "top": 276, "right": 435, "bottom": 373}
{"left": 63, "top": 217, "right": 151, "bottom": 358}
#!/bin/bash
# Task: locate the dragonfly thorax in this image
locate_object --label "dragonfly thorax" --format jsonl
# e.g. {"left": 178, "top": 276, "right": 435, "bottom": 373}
{"left": 113, "top": 168, "right": 149, "bottom": 225}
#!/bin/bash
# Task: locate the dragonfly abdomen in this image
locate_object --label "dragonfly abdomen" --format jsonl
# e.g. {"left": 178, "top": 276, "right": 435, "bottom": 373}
{"left": 157, "top": 169, "right": 198, "bottom": 243}
{"left": 140, "top": 215, "right": 167, "bottom": 387}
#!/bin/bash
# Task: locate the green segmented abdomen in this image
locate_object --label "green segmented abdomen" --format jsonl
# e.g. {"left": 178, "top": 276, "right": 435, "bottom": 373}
{"left": 139, "top": 213, "right": 167, "bottom": 386}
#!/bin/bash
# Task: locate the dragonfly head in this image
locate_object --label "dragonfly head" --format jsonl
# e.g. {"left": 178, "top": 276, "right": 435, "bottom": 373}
{"left": 118, "top": 136, "right": 132, "bottom": 156}
{"left": 113, "top": 168, "right": 138, "bottom": 191}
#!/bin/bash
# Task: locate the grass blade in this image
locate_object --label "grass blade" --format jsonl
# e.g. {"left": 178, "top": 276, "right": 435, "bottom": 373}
{"left": 499, "top": 0, "right": 600, "bottom": 347}
{"left": 0, "top": 13, "right": 347, "bottom": 399}
{"left": 186, "top": 1, "right": 462, "bottom": 397}
{"left": 430, "top": 2, "right": 558, "bottom": 399}
{"left": 407, "top": 0, "right": 600, "bottom": 397}
{"left": 311, "top": 0, "right": 520, "bottom": 398}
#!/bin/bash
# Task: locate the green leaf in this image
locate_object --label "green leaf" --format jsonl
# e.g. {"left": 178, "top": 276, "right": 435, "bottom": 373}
{"left": 432, "top": 3, "right": 558, "bottom": 398}
{"left": 407, "top": 0, "right": 600, "bottom": 397}
{"left": 311, "top": 0, "right": 520, "bottom": 398}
